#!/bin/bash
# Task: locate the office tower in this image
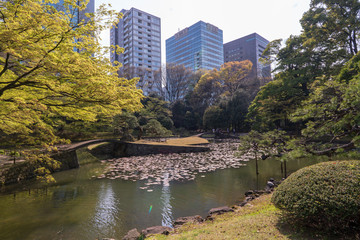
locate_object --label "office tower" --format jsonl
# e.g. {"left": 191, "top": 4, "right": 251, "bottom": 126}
{"left": 223, "top": 33, "right": 271, "bottom": 80}
{"left": 54, "top": 0, "right": 95, "bottom": 24}
{"left": 166, "top": 21, "right": 223, "bottom": 71}
{"left": 110, "top": 8, "right": 161, "bottom": 95}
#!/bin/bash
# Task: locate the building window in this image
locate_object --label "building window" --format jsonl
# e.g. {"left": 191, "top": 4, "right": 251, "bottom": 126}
{"left": 138, "top": 12, "right": 142, "bottom": 16}
{"left": 147, "top": 23, "right": 151, "bottom": 26}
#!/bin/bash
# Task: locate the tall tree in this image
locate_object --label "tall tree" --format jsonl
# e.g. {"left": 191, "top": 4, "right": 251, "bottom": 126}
{"left": 301, "top": 0, "right": 360, "bottom": 70}
{"left": 154, "top": 63, "right": 194, "bottom": 103}
{"left": 0, "top": 1, "right": 143, "bottom": 147}
{"left": 191, "top": 61, "right": 258, "bottom": 128}
{"left": 219, "top": 60, "right": 255, "bottom": 96}
{"left": 249, "top": 0, "right": 360, "bottom": 131}
{"left": 291, "top": 53, "right": 360, "bottom": 155}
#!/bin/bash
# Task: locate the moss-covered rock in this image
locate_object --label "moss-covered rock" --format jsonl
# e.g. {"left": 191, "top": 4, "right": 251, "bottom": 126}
{"left": 272, "top": 160, "right": 360, "bottom": 232}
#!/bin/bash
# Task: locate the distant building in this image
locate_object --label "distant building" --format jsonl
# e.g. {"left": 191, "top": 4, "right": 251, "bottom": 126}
{"left": 54, "top": 0, "right": 95, "bottom": 25}
{"left": 224, "top": 33, "right": 271, "bottom": 80}
{"left": 166, "top": 21, "right": 224, "bottom": 71}
{"left": 110, "top": 8, "right": 161, "bottom": 95}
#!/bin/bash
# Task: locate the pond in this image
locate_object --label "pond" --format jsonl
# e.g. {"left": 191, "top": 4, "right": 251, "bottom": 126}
{"left": 0, "top": 142, "right": 325, "bottom": 240}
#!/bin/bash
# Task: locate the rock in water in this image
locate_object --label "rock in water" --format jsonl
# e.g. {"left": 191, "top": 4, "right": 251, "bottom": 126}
{"left": 122, "top": 228, "right": 140, "bottom": 240}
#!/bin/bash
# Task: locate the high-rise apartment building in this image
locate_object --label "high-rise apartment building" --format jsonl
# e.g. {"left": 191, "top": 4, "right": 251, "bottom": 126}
{"left": 110, "top": 8, "right": 161, "bottom": 95}
{"left": 224, "top": 33, "right": 271, "bottom": 79}
{"left": 166, "top": 21, "right": 223, "bottom": 71}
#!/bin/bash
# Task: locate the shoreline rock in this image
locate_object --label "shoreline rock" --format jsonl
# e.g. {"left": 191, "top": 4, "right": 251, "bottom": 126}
{"left": 173, "top": 215, "right": 204, "bottom": 228}
{"left": 141, "top": 226, "right": 173, "bottom": 238}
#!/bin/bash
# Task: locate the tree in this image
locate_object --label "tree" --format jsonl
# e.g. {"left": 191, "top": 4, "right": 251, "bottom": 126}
{"left": 219, "top": 60, "right": 256, "bottom": 96}
{"left": 154, "top": 63, "right": 194, "bottom": 103}
{"left": 113, "top": 111, "right": 139, "bottom": 141}
{"left": 301, "top": 0, "right": 360, "bottom": 70}
{"left": 191, "top": 61, "right": 259, "bottom": 129}
{"left": 0, "top": 0, "right": 143, "bottom": 148}
{"left": 0, "top": 0, "right": 143, "bottom": 181}
{"left": 202, "top": 106, "right": 226, "bottom": 130}
{"left": 250, "top": 0, "right": 360, "bottom": 131}
{"left": 119, "top": 65, "right": 158, "bottom": 96}
{"left": 143, "top": 119, "right": 172, "bottom": 137}
{"left": 220, "top": 89, "right": 251, "bottom": 131}
{"left": 238, "top": 130, "right": 289, "bottom": 176}
{"left": 136, "top": 95, "right": 173, "bottom": 130}
{"left": 291, "top": 53, "right": 360, "bottom": 155}
{"left": 191, "top": 69, "right": 222, "bottom": 117}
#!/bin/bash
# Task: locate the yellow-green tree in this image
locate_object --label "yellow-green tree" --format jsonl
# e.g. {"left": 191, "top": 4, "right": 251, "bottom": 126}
{"left": 0, "top": 0, "right": 143, "bottom": 148}
{"left": 0, "top": 0, "right": 143, "bottom": 182}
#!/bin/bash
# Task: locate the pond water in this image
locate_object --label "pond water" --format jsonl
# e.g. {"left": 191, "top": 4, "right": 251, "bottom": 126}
{"left": 0, "top": 144, "right": 325, "bottom": 240}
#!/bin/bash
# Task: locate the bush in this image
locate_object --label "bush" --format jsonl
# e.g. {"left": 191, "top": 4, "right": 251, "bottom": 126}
{"left": 143, "top": 119, "right": 172, "bottom": 137}
{"left": 272, "top": 160, "right": 360, "bottom": 233}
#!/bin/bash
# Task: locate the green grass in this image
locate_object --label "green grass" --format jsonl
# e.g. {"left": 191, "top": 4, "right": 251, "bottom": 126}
{"left": 134, "top": 136, "right": 209, "bottom": 147}
{"left": 148, "top": 194, "right": 359, "bottom": 240}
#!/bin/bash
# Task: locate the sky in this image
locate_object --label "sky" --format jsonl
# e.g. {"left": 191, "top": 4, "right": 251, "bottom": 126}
{"left": 96, "top": 0, "right": 312, "bottom": 62}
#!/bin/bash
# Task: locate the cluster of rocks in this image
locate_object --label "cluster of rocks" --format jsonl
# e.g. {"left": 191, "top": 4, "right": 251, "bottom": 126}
{"left": 121, "top": 207, "right": 234, "bottom": 240}
{"left": 120, "top": 178, "right": 279, "bottom": 240}
{"left": 96, "top": 141, "right": 249, "bottom": 190}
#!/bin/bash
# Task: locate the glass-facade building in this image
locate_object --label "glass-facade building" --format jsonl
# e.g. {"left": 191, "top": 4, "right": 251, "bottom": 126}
{"left": 110, "top": 8, "right": 161, "bottom": 95}
{"left": 224, "top": 33, "right": 271, "bottom": 79}
{"left": 53, "top": 0, "right": 95, "bottom": 25}
{"left": 166, "top": 21, "right": 223, "bottom": 71}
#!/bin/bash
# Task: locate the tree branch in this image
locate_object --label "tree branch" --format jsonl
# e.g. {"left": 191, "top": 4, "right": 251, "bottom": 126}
{"left": 0, "top": 53, "right": 10, "bottom": 78}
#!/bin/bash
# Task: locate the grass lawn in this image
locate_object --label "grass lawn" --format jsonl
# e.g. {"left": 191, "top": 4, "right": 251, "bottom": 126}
{"left": 148, "top": 194, "right": 358, "bottom": 240}
{"left": 135, "top": 136, "right": 209, "bottom": 147}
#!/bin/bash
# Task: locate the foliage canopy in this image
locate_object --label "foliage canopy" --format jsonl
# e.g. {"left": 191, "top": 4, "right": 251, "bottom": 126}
{"left": 0, "top": 0, "right": 143, "bottom": 148}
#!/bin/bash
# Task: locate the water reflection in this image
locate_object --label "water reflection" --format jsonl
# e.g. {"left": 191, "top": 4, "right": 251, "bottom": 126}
{"left": 0, "top": 152, "right": 327, "bottom": 240}
{"left": 160, "top": 173, "right": 173, "bottom": 227}
{"left": 92, "top": 182, "right": 118, "bottom": 236}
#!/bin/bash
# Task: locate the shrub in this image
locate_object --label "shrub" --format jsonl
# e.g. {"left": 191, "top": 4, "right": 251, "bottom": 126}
{"left": 143, "top": 119, "right": 172, "bottom": 137}
{"left": 272, "top": 160, "right": 360, "bottom": 233}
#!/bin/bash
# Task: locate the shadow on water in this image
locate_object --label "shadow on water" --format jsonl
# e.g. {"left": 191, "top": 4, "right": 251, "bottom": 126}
{"left": 0, "top": 148, "right": 327, "bottom": 240}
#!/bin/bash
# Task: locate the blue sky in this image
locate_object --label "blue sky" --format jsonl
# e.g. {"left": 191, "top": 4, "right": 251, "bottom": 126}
{"left": 96, "top": 0, "right": 311, "bottom": 61}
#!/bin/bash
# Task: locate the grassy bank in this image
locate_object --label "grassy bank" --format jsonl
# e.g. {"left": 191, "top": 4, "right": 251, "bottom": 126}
{"left": 148, "top": 193, "right": 357, "bottom": 240}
